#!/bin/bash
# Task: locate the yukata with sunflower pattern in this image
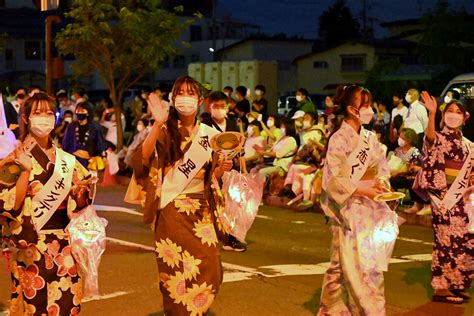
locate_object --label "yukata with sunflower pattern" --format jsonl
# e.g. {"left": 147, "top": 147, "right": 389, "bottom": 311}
{"left": 132, "top": 121, "right": 229, "bottom": 316}
{"left": 0, "top": 143, "right": 92, "bottom": 315}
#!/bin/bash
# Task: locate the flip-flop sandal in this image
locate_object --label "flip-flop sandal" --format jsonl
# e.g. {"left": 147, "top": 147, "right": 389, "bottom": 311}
{"left": 450, "top": 290, "right": 471, "bottom": 300}
{"left": 432, "top": 295, "right": 464, "bottom": 304}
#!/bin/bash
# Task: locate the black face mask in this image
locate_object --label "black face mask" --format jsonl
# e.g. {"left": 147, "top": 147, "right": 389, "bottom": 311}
{"left": 76, "top": 113, "right": 88, "bottom": 121}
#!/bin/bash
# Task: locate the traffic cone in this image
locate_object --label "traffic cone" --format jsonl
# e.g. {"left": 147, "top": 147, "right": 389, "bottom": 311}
{"left": 99, "top": 163, "right": 117, "bottom": 186}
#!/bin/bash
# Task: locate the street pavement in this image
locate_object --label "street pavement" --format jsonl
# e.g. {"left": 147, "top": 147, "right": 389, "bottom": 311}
{"left": 0, "top": 185, "right": 472, "bottom": 315}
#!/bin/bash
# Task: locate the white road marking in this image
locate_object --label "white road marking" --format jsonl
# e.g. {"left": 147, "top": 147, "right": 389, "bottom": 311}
{"left": 82, "top": 291, "right": 130, "bottom": 302}
{"left": 291, "top": 221, "right": 305, "bottom": 224}
{"left": 256, "top": 215, "right": 272, "bottom": 220}
{"left": 396, "top": 237, "right": 433, "bottom": 246}
{"left": 106, "top": 237, "right": 155, "bottom": 252}
{"left": 95, "top": 204, "right": 143, "bottom": 216}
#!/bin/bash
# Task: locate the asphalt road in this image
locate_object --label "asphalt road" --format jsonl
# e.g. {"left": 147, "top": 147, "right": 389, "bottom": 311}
{"left": 0, "top": 186, "right": 472, "bottom": 316}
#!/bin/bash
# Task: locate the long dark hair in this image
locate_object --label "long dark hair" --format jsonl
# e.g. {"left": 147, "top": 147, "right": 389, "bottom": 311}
{"left": 330, "top": 85, "right": 372, "bottom": 136}
{"left": 19, "top": 92, "right": 56, "bottom": 142}
{"left": 160, "top": 76, "right": 203, "bottom": 166}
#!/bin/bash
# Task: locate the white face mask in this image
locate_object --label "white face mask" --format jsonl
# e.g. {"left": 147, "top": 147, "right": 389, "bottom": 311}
{"left": 64, "top": 117, "right": 73, "bottom": 123}
{"left": 247, "top": 126, "right": 254, "bottom": 137}
{"left": 141, "top": 93, "right": 148, "bottom": 100}
{"left": 302, "top": 120, "right": 312, "bottom": 130}
{"left": 405, "top": 94, "right": 412, "bottom": 104}
{"left": 267, "top": 119, "right": 275, "bottom": 128}
{"left": 137, "top": 123, "right": 145, "bottom": 132}
{"left": 30, "top": 116, "right": 55, "bottom": 137}
{"left": 280, "top": 128, "right": 286, "bottom": 136}
{"left": 296, "top": 95, "right": 303, "bottom": 102}
{"left": 444, "top": 112, "right": 464, "bottom": 129}
{"left": 444, "top": 95, "right": 452, "bottom": 104}
{"left": 224, "top": 91, "right": 230, "bottom": 97}
{"left": 211, "top": 108, "right": 227, "bottom": 121}
{"left": 174, "top": 96, "right": 198, "bottom": 116}
{"left": 398, "top": 137, "right": 407, "bottom": 147}
{"left": 255, "top": 90, "right": 262, "bottom": 96}
{"left": 358, "top": 106, "right": 374, "bottom": 125}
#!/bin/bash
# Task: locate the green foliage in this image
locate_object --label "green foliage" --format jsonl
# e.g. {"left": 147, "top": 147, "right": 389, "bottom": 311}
{"left": 55, "top": 0, "right": 193, "bottom": 149}
{"left": 0, "top": 33, "right": 8, "bottom": 53}
{"left": 319, "top": 0, "right": 360, "bottom": 48}
{"left": 366, "top": 59, "right": 403, "bottom": 102}
{"left": 55, "top": 0, "right": 192, "bottom": 99}
{"left": 418, "top": 1, "right": 474, "bottom": 73}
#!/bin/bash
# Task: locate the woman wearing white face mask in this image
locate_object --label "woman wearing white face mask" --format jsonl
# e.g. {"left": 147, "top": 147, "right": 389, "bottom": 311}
{"left": 259, "top": 115, "right": 281, "bottom": 148}
{"left": 131, "top": 76, "right": 233, "bottom": 315}
{"left": 0, "top": 93, "right": 95, "bottom": 315}
{"left": 417, "top": 92, "right": 473, "bottom": 304}
{"left": 388, "top": 128, "right": 427, "bottom": 214}
{"left": 318, "top": 85, "right": 398, "bottom": 315}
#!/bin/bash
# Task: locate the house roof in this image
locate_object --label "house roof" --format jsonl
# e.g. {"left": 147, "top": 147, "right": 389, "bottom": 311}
{"left": 217, "top": 36, "right": 315, "bottom": 55}
{"left": 292, "top": 38, "right": 416, "bottom": 64}
{"left": 380, "top": 18, "right": 421, "bottom": 28}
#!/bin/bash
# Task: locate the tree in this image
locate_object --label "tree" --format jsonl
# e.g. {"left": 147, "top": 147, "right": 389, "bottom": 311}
{"left": 418, "top": 0, "right": 474, "bottom": 74}
{"left": 319, "top": 0, "right": 360, "bottom": 48}
{"left": 55, "top": 0, "right": 194, "bottom": 150}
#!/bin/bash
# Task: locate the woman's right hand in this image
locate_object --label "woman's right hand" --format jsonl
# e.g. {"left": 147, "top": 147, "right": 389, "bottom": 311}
{"left": 15, "top": 146, "right": 32, "bottom": 172}
{"left": 355, "top": 186, "right": 385, "bottom": 200}
{"left": 420, "top": 91, "right": 437, "bottom": 115}
{"left": 147, "top": 92, "right": 169, "bottom": 124}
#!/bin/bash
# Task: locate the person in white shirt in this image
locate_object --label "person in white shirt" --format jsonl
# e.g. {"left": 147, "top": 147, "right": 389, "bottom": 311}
{"left": 404, "top": 88, "right": 428, "bottom": 147}
{"left": 100, "top": 102, "right": 126, "bottom": 150}
{"left": 253, "top": 119, "right": 298, "bottom": 178}
{"left": 56, "top": 89, "right": 76, "bottom": 116}
{"left": 391, "top": 94, "right": 408, "bottom": 122}
{"left": 244, "top": 122, "right": 267, "bottom": 170}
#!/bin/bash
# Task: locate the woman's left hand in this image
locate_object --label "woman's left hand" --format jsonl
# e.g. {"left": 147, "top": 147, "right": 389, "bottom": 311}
{"left": 218, "top": 157, "right": 233, "bottom": 172}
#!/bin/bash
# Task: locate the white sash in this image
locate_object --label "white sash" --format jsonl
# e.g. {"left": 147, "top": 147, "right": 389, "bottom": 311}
{"left": 429, "top": 138, "right": 473, "bottom": 211}
{"left": 32, "top": 148, "right": 75, "bottom": 231}
{"left": 348, "top": 127, "right": 372, "bottom": 184}
{"left": 159, "top": 123, "right": 219, "bottom": 209}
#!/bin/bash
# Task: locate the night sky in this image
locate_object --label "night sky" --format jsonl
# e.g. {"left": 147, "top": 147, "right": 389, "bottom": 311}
{"left": 217, "top": 0, "right": 474, "bottom": 38}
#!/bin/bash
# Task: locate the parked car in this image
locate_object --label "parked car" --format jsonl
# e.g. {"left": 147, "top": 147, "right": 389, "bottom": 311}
{"left": 277, "top": 93, "right": 326, "bottom": 117}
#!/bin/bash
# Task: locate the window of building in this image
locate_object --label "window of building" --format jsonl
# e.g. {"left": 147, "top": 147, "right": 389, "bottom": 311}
{"left": 341, "top": 54, "right": 366, "bottom": 72}
{"left": 173, "top": 55, "right": 185, "bottom": 69}
{"left": 190, "top": 25, "right": 202, "bottom": 42}
{"left": 24, "top": 40, "right": 42, "bottom": 60}
{"left": 313, "top": 61, "right": 328, "bottom": 69}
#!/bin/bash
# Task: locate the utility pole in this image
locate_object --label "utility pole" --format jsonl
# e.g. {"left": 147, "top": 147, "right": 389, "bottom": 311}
{"left": 212, "top": 0, "right": 217, "bottom": 61}
{"left": 45, "top": 15, "right": 61, "bottom": 95}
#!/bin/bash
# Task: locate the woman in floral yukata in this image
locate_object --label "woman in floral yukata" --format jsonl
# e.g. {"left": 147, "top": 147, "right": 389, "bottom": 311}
{"left": 418, "top": 91, "right": 473, "bottom": 304}
{"left": 0, "top": 93, "right": 94, "bottom": 315}
{"left": 131, "top": 76, "right": 232, "bottom": 315}
{"left": 317, "top": 85, "right": 398, "bottom": 315}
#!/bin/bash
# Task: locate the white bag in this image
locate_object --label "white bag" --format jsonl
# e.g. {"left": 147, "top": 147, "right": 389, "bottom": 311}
{"left": 106, "top": 150, "right": 119, "bottom": 175}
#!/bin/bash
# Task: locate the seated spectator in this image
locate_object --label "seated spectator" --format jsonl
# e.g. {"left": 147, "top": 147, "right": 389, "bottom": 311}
{"left": 54, "top": 110, "right": 74, "bottom": 145}
{"left": 299, "top": 112, "right": 325, "bottom": 151}
{"left": 373, "top": 101, "right": 390, "bottom": 129}
{"left": 295, "top": 88, "right": 316, "bottom": 114}
{"left": 252, "top": 119, "right": 298, "bottom": 179}
{"left": 244, "top": 121, "right": 266, "bottom": 171}
{"left": 388, "top": 127, "right": 428, "bottom": 214}
{"left": 124, "top": 118, "right": 150, "bottom": 168}
{"left": 259, "top": 115, "right": 281, "bottom": 148}
{"left": 281, "top": 142, "right": 324, "bottom": 209}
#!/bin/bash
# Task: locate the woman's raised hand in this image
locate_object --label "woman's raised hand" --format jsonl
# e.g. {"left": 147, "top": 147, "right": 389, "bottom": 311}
{"left": 15, "top": 146, "right": 32, "bottom": 172}
{"left": 420, "top": 91, "right": 437, "bottom": 115}
{"left": 147, "top": 92, "right": 169, "bottom": 124}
